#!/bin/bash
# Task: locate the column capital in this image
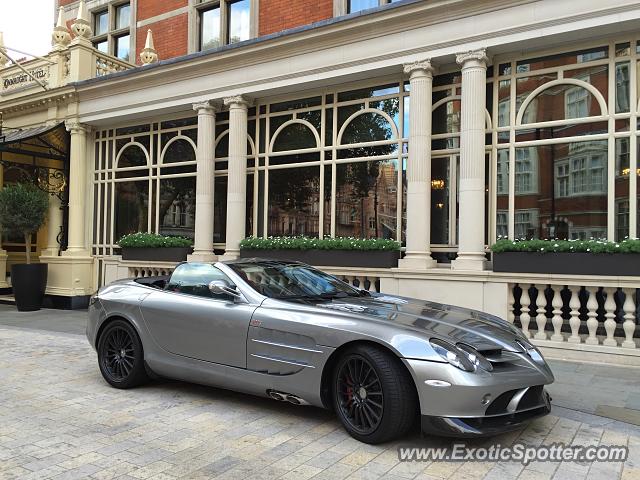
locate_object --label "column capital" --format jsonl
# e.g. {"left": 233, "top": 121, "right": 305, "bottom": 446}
{"left": 403, "top": 59, "right": 434, "bottom": 78}
{"left": 456, "top": 48, "right": 488, "bottom": 68}
{"left": 193, "top": 100, "right": 219, "bottom": 114}
{"left": 224, "top": 95, "right": 253, "bottom": 108}
{"left": 65, "top": 120, "right": 91, "bottom": 135}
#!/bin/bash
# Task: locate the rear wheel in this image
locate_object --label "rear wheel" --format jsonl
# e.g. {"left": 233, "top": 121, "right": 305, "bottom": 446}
{"left": 97, "top": 319, "right": 148, "bottom": 389}
{"left": 333, "top": 344, "right": 418, "bottom": 444}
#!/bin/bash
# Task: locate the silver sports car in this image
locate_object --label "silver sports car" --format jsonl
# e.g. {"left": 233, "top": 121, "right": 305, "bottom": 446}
{"left": 87, "top": 259, "right": 553, "bottom": 444}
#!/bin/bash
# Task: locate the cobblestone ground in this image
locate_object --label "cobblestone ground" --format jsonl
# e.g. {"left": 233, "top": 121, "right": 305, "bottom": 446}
{"left": 1, "top": 326, "right": 640, "bottom": 480}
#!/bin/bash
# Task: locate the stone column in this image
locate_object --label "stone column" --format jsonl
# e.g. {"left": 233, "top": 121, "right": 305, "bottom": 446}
{"left": 0, "top": 165, "right": 8, "bottom": 290}
{"left": 42, "top": 190, "right": 63, "bottom": 257}
{"left": 64, "top": 121, "right": 90, "bottom": 255}
{"left": 452, "top": 49, "right": 488, "bottom": 271}
{"left": 399, "top": 60, "right": 436, "bottom": 269}
{"left": 221, "top": 95, "right": 251, "bottom": 260}
{"left": 189, "top": 101, "right": 218, "bottom": 262}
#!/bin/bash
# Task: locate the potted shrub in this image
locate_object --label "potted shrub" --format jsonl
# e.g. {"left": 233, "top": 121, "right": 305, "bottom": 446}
{"left": 240, "top": 236, "right": 401, "bottom": 268}
{"left": 118, "top": 232, "right": 193, "bottom": 262}
{"left": 491, "top": 238, "right": 640, "bottom": 276}
{"left": 0, "top": 183, "right": 49, "bottom": 311}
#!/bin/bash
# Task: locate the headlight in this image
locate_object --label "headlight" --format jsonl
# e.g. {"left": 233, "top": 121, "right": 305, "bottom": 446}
{"left": 456, "top": 343, "right": 493, "bottom": 372}
{"left": 429, "top": 338, "right": 474, "bottom": 372}
{"left": 515, "top": 340, "right": 545, "bottom": 364}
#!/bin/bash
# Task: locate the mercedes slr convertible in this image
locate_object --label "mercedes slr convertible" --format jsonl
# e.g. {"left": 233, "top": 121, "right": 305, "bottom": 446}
{"left": 87, "top": 259, "right": 553, "bottom": 444}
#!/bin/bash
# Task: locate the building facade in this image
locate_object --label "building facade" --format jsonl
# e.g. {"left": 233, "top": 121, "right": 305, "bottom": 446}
{"left": 2, "top": 0, "right": 640, "bottom": 364}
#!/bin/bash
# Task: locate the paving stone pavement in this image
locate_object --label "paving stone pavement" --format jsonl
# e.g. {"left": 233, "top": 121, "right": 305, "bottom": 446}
{"left": 1, "top": 324, "right": 640, "bottom": 480}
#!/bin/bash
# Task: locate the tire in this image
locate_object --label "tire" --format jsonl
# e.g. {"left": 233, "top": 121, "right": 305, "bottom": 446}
{"left": 333, "top": 344, "right": 418, "bottom": 444}
{"left": 97, "top": 319, "right": 148, "bottom": 389}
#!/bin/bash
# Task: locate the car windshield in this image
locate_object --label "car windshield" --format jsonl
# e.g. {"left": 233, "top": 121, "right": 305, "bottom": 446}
{"left": 228, "top": 261, "right": 365, "bottom": 299}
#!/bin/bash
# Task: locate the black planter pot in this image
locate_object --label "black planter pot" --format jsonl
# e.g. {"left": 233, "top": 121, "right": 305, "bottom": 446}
{"left": 240, "top": 249, "right": 400, "bottom": 268}
{"left": 492, "top": 252, "right": 640, "bottom": 276}
{"left": 11, "top": 263, "right": 48, "bottom": 312}
{"left": 121, "top": 247, "right": 192, "bottom": 262}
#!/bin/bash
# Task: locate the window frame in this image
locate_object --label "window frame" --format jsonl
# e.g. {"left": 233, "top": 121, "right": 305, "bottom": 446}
{"left": 91, "top": 1, "right": 134, "bottom": 63}
{"left": 193, "top": 0, "right": 255, "bottom": 53}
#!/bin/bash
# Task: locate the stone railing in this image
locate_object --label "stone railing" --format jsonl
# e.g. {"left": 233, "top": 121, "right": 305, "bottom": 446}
{"left": 318, "top": 266, "right": 388, "bottom": 293}
{"left": 101, "top": 257, "right": 177, "bottom": 285}
{"left": 94, "top": 51, "right": 133, "bottom": 77}
{"left": 508, "top": 280, "right": 639, "bottom": 360}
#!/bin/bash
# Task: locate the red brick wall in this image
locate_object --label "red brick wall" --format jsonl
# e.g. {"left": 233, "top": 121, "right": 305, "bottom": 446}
{"left": 57, "top": 0, "right": 77, "bottom": 6}
{"left": 135, "top": 13, "right": 188, "bottom": 65}
{"left": 259, "top": 0, "right": 333, "bottom": 36}
{"left": 138, "top": 0, "right": 188, "bottom": 21}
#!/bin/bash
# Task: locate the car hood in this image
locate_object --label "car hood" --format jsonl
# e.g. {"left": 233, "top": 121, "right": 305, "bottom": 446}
{"left": 305, "top": 293, "right": 528, "bottom": 353}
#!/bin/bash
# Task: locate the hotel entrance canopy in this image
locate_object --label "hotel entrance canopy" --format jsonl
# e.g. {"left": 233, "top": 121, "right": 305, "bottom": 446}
{"left": 0, "top": 122, "right": 69, "bottom": 249}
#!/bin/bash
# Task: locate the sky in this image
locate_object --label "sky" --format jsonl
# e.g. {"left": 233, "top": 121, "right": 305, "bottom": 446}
{"left": 1, "top": 0, "right": 54, "bottom": 59}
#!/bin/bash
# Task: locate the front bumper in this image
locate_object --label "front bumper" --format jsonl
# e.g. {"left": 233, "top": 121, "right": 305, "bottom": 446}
{"left": 421, "top": 389, "right": 552, "bottom": 437}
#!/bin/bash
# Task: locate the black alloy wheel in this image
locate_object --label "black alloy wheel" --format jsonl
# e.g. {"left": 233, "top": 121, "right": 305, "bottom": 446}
{"left": 336, "top": 355, "right": 384, "bottom": 435}
{"left": 97, "top": 319, "right": 148, "bottom": 389}
{"left": 333, "top": 344, "right": 418, "bottom": 444}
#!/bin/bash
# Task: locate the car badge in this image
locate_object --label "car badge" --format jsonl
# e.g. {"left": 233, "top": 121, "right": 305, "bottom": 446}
{"left": 250, "top": 318, "right": 262, "bottom": 327}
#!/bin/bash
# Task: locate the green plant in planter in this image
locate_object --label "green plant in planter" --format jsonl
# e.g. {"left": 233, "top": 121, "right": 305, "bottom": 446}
{"left": 490, "top": 237, "right": 640, "bottom": 254}
{"left": 240, "top": 236, "right": 401, "bottom": 251}
{"left": 0, "top": 183, "right": 49, "bottom": 263}
{"left": 118, "top": 232, "right": 193, "bottom": 248}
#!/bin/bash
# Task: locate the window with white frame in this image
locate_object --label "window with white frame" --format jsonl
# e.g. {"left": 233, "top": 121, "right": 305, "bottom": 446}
{"left": 514, "top": 210, "right": 539, "bottom": 239}
{"left": 515, "top": 147, "right": 537, "bottom": 194}
{"left": 496, "top": 210, "right": 508, "bottom": 238}
{"left": 565, "top": 85, "right": 590, "bottom": 119}
{"left": 196, "top": 0, "right": 251, "bottom": 51}
{"left": 92, "top": 2, "right": 132, "bottom": 61}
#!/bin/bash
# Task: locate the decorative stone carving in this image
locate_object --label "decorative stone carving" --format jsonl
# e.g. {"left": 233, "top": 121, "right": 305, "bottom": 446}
{"left": 52, "top": 7, "right": 71, "bottom": 51}
{"left": 456, "top": 48, "right": 488, "bottom": 67}
{"left": 71, "top": 0, "right": 92, "bottom": 40}
{"left": 64, "top": 120, "right": 90, "bottom": 135}
{"left": 192, "top": 100, "right": 219, "bottom": 114}
{"left": 223, "top": 95, "right": 253, "bottom": 108}
{"left": 139, "top": 29, "right": 159, "bottom": 66}
{"left": 402, "top": 59, "right": 434, "bottom": 77}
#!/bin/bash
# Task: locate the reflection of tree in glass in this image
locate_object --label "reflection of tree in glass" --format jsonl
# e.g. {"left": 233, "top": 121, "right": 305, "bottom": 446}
{"left": 116, "top": 182, "right": 148, "bottom": 235}
{"left": 336, "top": 99, "right": 399, "bottom": 238}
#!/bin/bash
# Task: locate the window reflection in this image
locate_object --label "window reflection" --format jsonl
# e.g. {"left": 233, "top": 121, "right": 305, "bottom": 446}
{"left": 514, "top": 141, "right": 607, "bottom": 240}
{"left": 201, "top": 6, "right": 221, "bottom": 50}
{"left": 229, "top": 0, "right": 250, "bottom": 44}
{"left": 115, "top": 181, "right": 149, "bottom": 239}
{"left": 268, "top": 167, "right": 320, "bottom": 237}
{"left": 335, "top": 160, "right": 398, "bottom": 239}
{"left": 159, "top": 177, "right": 195, "bottom": 239}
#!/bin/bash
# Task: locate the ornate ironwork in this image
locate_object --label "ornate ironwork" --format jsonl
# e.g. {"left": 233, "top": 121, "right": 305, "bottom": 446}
{"left": 0, "top": 160, "right": 67, "bottom": 200}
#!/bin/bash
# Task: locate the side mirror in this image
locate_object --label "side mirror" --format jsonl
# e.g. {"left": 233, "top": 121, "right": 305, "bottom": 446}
{"left": 209, "top": 279, "right": 241, "bottom": 298}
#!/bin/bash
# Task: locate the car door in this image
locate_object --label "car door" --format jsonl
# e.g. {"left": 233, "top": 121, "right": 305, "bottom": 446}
{"left": 139, "top": 263, "right": 257, "bottom": 368}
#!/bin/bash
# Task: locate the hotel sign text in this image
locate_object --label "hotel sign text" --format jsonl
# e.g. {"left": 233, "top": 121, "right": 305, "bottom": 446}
{"left": 2, "top": 67, "right": 49, "bottom": 92}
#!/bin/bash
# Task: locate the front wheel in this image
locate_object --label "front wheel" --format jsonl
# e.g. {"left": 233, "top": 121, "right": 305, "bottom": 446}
{"left": 333, "top": 344, "right": 418, "bottom": 444}
{"left": 97, "top": 319, "right": 148, "bottom": 389}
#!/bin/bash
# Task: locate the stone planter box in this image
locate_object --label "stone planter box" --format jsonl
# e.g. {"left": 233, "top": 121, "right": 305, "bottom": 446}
{"left": 121, "top": 247, "right": 192, "bottom": 262}
{"left": 240, "top": 249, "right": 400, "bottom": 268}
{"left": 492, "top": 252, "right": 640, "bottom": 276}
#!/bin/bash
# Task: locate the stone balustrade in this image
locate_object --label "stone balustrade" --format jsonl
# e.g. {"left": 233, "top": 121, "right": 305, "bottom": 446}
{"left": 508, "top": 282, "right": 639, "bottom": 355}
{"left": 94, "top": 52, "right": 132, "bottom": 77}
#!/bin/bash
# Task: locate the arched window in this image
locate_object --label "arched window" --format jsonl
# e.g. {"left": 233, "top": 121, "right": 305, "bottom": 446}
{"left": 272, "top": 121, "right": 318, "bottom": 151}
{"left": 518, "top": 81, "right": 607, "bottom": 124}
{"left": 161, "top": 138, "right": 196, "bottom": 164}
{"left": 116, "top": 143, "right": 148, "bottom": 169}
{"left": 339, "top": 110, "right": 396, "bottom": 144}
